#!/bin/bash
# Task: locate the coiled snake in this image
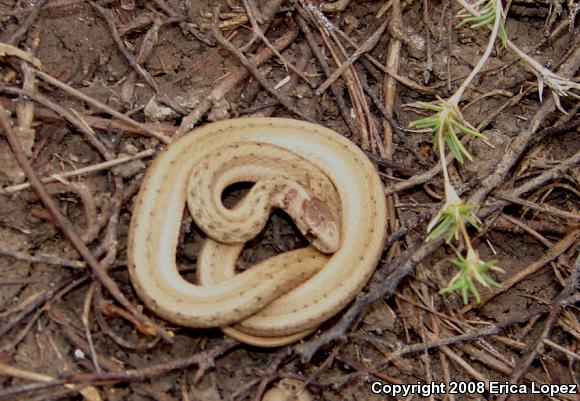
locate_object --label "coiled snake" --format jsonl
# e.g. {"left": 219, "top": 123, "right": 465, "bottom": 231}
{"left": 128, "top": 118, "right": 387, "bottom": 346}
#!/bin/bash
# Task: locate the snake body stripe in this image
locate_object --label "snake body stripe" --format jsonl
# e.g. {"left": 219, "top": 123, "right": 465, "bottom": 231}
{"left": 128, "top": 118, "right": 387, "bottom": 346}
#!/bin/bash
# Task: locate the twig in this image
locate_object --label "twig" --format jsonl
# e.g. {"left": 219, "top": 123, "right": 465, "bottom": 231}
{"left": 4, "top": 0, "right": 47, "bottom": 45}
{"left": 543, "top": 339, "right": 580, "bottom": 361}
{"left": 313, "top": 11, "right": 372, "bottom": 149}
{"left": 495, "top": 192, "right": 580, "bottom": 221}
{"left": 499, "top": 213, "right": 553, "bottom": 248}
{"left": 360, "top": 79, "right": 427, "bottom": 166}
{"left": 438, "top": 344, "right": 489, "bottom": 389}
{"left": 250, "top": 347, "right": 293, "bottom": 401}
{"left": 0, "top": 246, "right": 85, "bottom": 268}
{"left": 241, "top": 0, "right": 313, "bottom": 85}
{"left": 93, "top": 283, "right": 161, "bottom": 351}
{"left": 81, "top": 284, "right": 101, "bottom": 374}
{"left": 148, "top": 0, "right": 213, "bottom": 46}
{"left": 120, "top": 16, "right": 164, "bottom": 102}
{"left": 295, "top": 240, "right": 438, "bottom": 361}
{"left": 44, "top": 181, "right": 100, "bottom": 243}
{"left": 333, "top": 26, "right": 440, "bottom": 95}
{"left": 0, "top": 42, "right": 42, "bottom": 69}
{"left": 0, "top": 149, "right": 155, "bottom": 194}
{"left": 0, "top": 361, "right": 100, "bottom": 401}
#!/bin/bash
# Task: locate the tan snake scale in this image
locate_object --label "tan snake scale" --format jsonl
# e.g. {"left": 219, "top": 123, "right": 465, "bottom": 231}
{"left": 128, "top": 118, "right": 387, "bottom": 346}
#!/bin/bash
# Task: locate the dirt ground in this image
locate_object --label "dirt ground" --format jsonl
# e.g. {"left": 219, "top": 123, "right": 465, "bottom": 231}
{"left": 0, "top": 0, "right": 578, "bottom": 400}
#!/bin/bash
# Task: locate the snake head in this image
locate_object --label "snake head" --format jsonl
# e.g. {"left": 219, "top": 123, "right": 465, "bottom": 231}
{"left": 301, "top": 197, "right": 341, "bottom": 253}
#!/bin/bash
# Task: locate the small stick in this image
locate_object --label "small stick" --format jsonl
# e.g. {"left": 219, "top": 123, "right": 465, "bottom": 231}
{"left": 543, "top": 339, "right": 580, "bottom": 361}
{"left": 499, "top": 213, "right": 553, "bottom": 248}
{"left": 242, "top": 0, "right": 313, "bottom": 85}
{"left": 148, "top": 0, "right": 213, "bottom": 46}
{"left": 4, "top": 0, "right": 47, "bottom": 45}
{"left": 496, "top": 193, "right": 580, "bottom": 221}
{"left": 0, "top": 361, "right": 100, "bottom": 400}
{"left": 0, "top": 246, "right": 85, "bottom": 269}
{"left": 0, "top": 149, "right": 155, "bottom": 194}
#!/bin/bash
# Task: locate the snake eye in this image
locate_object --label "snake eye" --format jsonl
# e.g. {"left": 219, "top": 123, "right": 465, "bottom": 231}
{"left": 300, "top": 197, "right": 340, "bottom": 253}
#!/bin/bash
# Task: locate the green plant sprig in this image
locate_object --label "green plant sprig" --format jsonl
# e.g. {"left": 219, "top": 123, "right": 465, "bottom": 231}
{"left": 440, "top": 248, "right": 504, "bottom": 304}
{"left": 457, "top": 0, "right": 508, "bottom": 46}
{"left": 410, "top": 98, "right": 488, "bottom": 163}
